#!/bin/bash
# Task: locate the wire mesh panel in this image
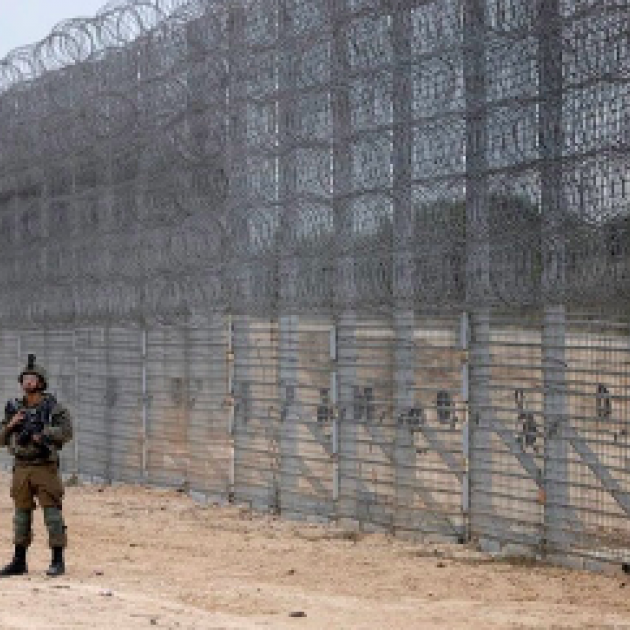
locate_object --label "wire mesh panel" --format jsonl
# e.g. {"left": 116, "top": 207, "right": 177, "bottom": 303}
{"left": 145, "top": 322, "right": 229, "bottom": 493}
{"left": 337, "top": 316, "right": 396, "bottom": 527}
{"left": 278, "top": 316, "right": 336, "bottom": 520}
{"left": 76, "top": 326, "right": 143, "bottom": 483}
{"left": 232, "top": 316, "right": 281, "bottom": 510}
{"left": 403, "top": 312, "right": 466, "bottom": 540}
{"left": 146, "top": 326, "right": 189, "bottom": 487}
{"left": 469, "top": 310, "right": 630, "bottom": 564}
{"left": 469, "top": 311, "right": 546, "bottom": 550}
{"left": 184, "top": 318, "right": 231, "bottom": 497}
{"left": 558, "top": 314, "right": 630, "bottom": 565}
{"left": 334, "top": 311, "right": 466, "bottom": 537}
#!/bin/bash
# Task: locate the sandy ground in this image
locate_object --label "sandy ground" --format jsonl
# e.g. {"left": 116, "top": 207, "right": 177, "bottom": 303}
{"left": 0, "top": 475, "right": 626, "bottom": 629}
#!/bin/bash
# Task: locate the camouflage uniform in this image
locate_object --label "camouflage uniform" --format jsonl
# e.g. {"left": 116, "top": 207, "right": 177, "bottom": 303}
{"left": 0, "top": 355, "right": 73, "bottom": 577}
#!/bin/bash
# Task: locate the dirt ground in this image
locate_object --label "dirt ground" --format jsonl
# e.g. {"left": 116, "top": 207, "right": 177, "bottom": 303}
{"left": 0, "top": 475, "right": 627, "bottom": 629}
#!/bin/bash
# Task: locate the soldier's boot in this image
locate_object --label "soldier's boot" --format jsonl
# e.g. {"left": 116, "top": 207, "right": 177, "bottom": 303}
{"left": 44, "top": 507, "right": 66, "bottom": 577}
{"left": 46, "top": 547, "right": 64, "bottom": 577}
{"left": 0, "top": 545, "right": 27, "bottom": 577}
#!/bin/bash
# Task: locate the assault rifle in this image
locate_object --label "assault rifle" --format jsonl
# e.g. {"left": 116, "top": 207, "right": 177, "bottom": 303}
{"left": 5, "top": 396, "right": 55, "bottom": 454}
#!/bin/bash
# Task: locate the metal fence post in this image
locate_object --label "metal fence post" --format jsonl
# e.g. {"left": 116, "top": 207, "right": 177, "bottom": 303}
{"left": 232, "top": 316, "right": 253, "bottom": 502}
{"left": 468, "top": 309, "right": 495, "bottom": 544}
{"left": 226, "top": 1, "right": 248, "bottom": 504}
{"left": 227, "top": 314, "right": 235, "bottom": 499}
{"left": 394, "top": 309, "right": 416, "bottom": 529}
{"left": 73, "top": 329, "right": 80, "bottom": 475}
{"left": 141, "top": 327, "right": 148, "bottom": 482}
{"left": 464, "top": 0, "right": 494, "bottom": 548}
{"left": 330, "top": 325, "right": 339, "bottom": 504}
{"left": 336, "top": 313, "right": 357, "bottom": 522}
{"left": 104, "top": 326, "right": 112, "bottom": 483}
{"left": 542, "top": 305, "right": 569, "bottom": 551}
{"left": 328, "top": 0, "right": 358, "bottom": 523}
{"left": 461, "top": 311, "right": 471, "bottom": 538}
{"left": 279, "top": 314, "right": 299, "bottom": 513}
{"left": 538, "top": 0, "right": 570, "bottom": 555}
{"left": 392, "top": 1, "right": 416, "bottom": 532}
{"left": 277, "top": 2, "right": 300, "bottom": 513}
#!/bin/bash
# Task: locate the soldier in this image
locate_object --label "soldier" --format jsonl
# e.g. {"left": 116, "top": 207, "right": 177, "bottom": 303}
{"left": 0, "top": 354, "right": 73, "bottom": 577}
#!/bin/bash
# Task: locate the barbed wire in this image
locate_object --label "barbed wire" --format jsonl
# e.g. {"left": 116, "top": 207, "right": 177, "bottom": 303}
{"left": 0, "top": 0, "right": 628, "bottom": 326}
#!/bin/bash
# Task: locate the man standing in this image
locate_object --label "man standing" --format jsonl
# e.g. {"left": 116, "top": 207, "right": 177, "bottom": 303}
{"left": 0, "top": 354, "right": 73, "bottom": 577}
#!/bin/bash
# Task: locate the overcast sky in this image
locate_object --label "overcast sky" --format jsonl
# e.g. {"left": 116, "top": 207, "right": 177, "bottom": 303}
{"left": 0, "top": 0, "right": 107, "bottom": 58}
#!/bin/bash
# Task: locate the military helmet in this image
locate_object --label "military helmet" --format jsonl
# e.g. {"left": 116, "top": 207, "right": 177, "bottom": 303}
{"left": 18, "top": 354, "right": 48, "bottom": 390}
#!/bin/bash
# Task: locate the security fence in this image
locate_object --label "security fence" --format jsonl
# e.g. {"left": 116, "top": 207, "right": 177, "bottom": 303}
{"left": 0, "top": 309, "right": 627, "bottom": 571}
{"left": 0, "top": 0, "right": 629, "bottom": 569}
